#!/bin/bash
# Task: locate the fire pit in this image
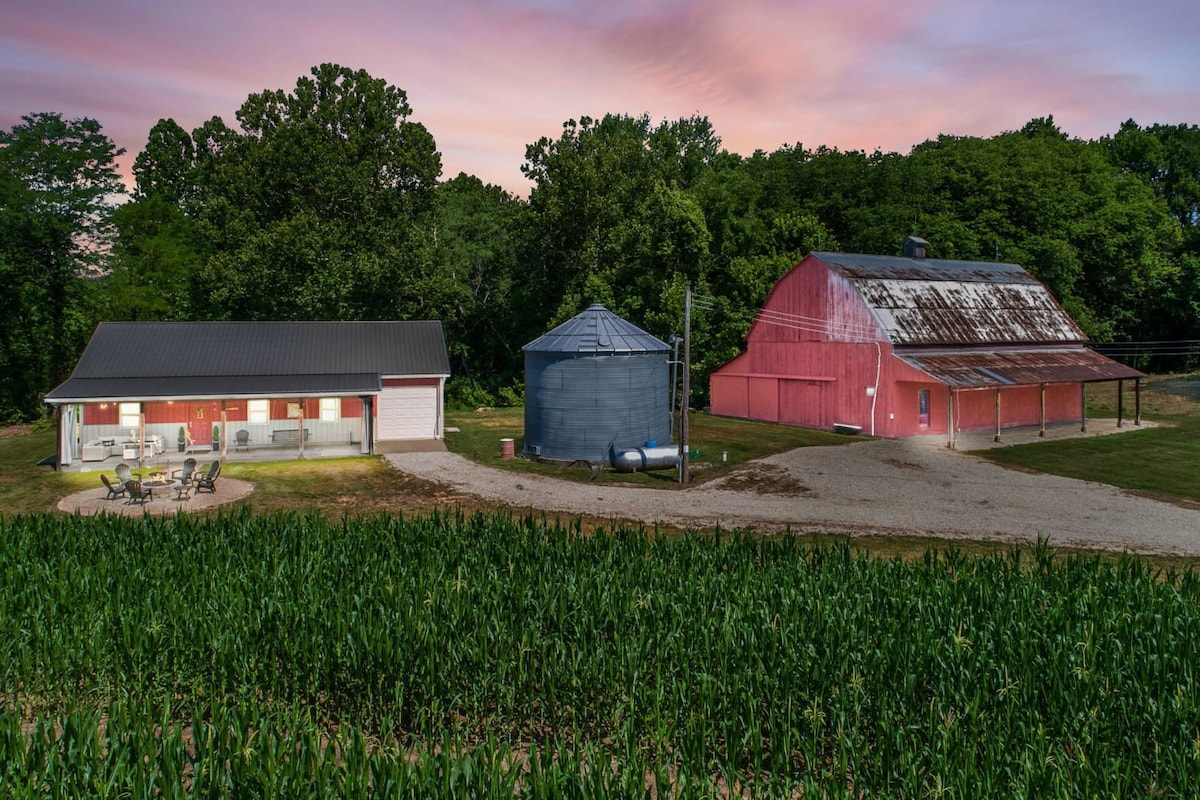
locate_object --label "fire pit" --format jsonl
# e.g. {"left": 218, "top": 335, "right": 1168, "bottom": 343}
{"left": 142, "top": 472, "right": 175, "bottom": 489}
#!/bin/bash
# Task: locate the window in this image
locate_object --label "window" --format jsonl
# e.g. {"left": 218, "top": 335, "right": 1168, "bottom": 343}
{"left": 119, "top": 402, "right": 141, "bottom": 429}
{"left": 248, "top": 399, "right": 269, "bottom": 425}
{"left": 319, "top": 397, "right": 340, "bottom": 422}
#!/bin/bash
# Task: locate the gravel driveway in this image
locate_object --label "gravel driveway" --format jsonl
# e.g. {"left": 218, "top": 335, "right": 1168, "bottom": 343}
{"left": 386, "top": 433, "right": 1200, "bottom": 556}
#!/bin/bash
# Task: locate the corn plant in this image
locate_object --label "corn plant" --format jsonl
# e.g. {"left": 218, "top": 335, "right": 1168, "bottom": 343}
{"left": 0, "top": 510, "right": 1198, "bottom": 796}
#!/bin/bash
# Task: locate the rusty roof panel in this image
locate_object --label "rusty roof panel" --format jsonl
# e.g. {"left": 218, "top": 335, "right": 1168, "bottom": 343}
{"left": 898, "top": 348, "right": 1144, "bottom": 388}
{"left": 857, "top": 279, "right": 1083, "bottom": 346}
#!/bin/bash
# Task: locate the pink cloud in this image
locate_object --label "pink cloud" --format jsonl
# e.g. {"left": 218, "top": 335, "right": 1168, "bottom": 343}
{"left": 1, "top": 0, "right": 1197, "bottom": 195}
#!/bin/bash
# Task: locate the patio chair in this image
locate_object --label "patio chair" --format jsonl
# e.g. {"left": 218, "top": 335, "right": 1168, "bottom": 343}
{"left": 124, "top": 479, "right": 153, "bottom": 505}
{"left": 234, "top": 429, "right": 250, "bottom": 451}
{"left": 100, "top": 473, "right": 127, "bottom": 500}
{"left": 194, "top": 460, "right": 222, "bottom": 494}
{"left": 172, "top": 457, "right": 197, "bottom": 485}
{"left": 115, "top": 463, "right": 140, "bottom": 484}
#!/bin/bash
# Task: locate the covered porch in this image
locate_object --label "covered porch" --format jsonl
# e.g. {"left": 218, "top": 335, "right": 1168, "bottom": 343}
{"left": 53, "top": 393, "right": 380, "bottom": 470}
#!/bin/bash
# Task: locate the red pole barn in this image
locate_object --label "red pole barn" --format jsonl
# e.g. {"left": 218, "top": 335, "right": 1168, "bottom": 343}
{"left": 709, "top": 239, "right": 1143, "bottom": 444}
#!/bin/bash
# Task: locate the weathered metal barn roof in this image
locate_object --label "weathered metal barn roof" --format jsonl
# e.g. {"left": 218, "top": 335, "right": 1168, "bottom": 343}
{"left": 897, "top": 347, "right": 1144, "bottom": 389}
{"left": 524, "top": 304, "right": 669, "bottom": 354}
{"left": 812, "top": 252, "right": 1082, "bottom": 347}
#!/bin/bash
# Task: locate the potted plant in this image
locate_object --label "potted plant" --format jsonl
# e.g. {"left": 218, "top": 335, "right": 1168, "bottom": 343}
{"left": 177, "top": 426, "right": 186, "bottom": 452}
{"left": 211, "top": 424, "right": 221, "bottom": 453}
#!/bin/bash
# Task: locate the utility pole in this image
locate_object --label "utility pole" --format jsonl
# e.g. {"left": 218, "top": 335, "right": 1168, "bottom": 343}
{"left": 669, "top": 334, "right": 681, "bottom": 439}
{"left": 679, "top": 287, "right": 691, "bottom": 485}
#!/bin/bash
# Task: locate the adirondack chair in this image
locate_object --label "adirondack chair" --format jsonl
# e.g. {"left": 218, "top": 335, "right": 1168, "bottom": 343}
{"left": 172, "top": 457, "right": 197, "bottom": 485}
{"left": 124, "top": 480, "right": 153, "bottom": 505}
{"left": 194, "top": 460, "right": 221, "bottom": 494}
{"left": 100, "top": 473, "right": 126, "bottom": 500}
{"left": 115, "top": 463, "right": 140, "bottom": 484}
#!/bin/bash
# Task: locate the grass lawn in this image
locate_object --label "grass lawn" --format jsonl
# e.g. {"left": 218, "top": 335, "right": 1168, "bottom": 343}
{"left": 0, "top": 426, "right": 472, "bottom": 519}
{"left": 4, "top": 374, "right": 1199, "bottom": 567}
{"left": 445, "top": 407, "right": 853, "bottom": 486}
{"left": 976, "top": 375, "right": 1200, "bottom": 506}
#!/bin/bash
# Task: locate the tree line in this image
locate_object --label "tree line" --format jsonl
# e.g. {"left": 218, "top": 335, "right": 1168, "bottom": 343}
{"left": 2, "top": 63, "right": 1198, "bottom": 422}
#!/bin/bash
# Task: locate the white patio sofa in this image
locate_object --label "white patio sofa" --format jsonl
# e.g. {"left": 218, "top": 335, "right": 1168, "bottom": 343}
{"left": 81, "top": 438, "right": 117, "bottom": 461}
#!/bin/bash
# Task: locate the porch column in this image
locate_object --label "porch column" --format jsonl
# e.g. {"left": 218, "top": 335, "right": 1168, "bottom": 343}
{"left": 221, "top": 403, "right": 228, "bottom": 457}
{"left": 1080, "top": 383, "right": 1088, "bottom": 433}
{"left": 1039, "top": 384, "right": 1046, "bottom": 437}
{"left": 360, "top": 396, "right": 373, "bottom": 455}
{"left": 55, "top": 405, "right": 64, "bottom": 471}
{"left": 138, "top": 409, "right": 146, "bottom": 465}
{"left": 1117, "top": 380, "right": 1124, "bottom": 428}
{"left": 993, "top": 389, "right": 1002, "bottom": 443}
{"left": 298, "top": 403, "right": 305, "bottom": 459}
{"left": 1135, "top": 378, "right": 1142, "bottom": 426}
{"left": 946, "top": 387, "right": 954, "bottom": 449}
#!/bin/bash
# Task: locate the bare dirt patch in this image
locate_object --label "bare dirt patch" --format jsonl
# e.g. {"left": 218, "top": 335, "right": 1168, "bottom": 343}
{"left": 883, "top": 457, "right": 926, "bottom": 471}
{"left": 0, "top": 424, "right": 33, "bottom": 440}
{"left": 716, "top": 464, "right": 812, "bottom": 496}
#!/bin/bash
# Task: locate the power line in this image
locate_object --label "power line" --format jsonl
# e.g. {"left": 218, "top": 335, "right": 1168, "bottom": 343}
{"left": 691, "top": 292, "right": 885, "bottom": 341}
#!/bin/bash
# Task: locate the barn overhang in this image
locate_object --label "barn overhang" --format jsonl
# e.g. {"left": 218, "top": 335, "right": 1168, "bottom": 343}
{"left": 896, "top": 347, "right": 1144, "bottom": 389}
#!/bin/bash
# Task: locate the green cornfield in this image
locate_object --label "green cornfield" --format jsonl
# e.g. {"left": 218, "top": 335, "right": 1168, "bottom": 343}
{"left": 0, "top": 509, "right": 1198, "bottom": 797}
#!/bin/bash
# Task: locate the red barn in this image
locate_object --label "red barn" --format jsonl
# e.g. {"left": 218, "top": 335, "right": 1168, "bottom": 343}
{"left": 709, "top": 239, "right": 1143, "bottom": 443}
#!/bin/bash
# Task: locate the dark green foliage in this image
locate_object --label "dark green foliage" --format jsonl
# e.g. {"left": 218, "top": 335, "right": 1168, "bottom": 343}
{"left": 1, "top": 511, "right": 1198, "bottom": 795}
{"left": 6, "top": 92, "right": 1200, "bottom": 417}
{"left": 0, "top": 113, "right": 125, "bottom": 421}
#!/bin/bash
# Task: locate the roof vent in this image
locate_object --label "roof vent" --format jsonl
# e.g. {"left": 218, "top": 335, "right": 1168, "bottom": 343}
{"left": 903, "top": 236, "right": 929, "bottom": 259}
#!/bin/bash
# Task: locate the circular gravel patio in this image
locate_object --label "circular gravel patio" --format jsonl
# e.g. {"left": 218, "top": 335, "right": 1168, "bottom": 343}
{"left": 57, "top": 478, "right": 254, "bottom": 516}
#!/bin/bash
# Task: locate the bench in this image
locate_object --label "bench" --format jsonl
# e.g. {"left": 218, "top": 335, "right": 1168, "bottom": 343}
{"left": 271, "top": 428, "right": 311, "bottom": 445}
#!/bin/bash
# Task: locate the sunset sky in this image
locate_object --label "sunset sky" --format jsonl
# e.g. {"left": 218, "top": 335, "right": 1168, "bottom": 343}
{"left": 3, "top": 0, "right": 1197, "bottom": 195}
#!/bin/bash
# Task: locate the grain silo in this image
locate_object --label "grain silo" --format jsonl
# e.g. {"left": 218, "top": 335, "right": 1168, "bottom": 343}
{"left": 524, "top": 304, "right": 672, "bottom": 463}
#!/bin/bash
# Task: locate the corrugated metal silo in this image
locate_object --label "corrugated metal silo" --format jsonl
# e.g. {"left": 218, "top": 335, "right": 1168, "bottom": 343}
{"left": 524, "top": 304, "right": 671, "bottom": 463}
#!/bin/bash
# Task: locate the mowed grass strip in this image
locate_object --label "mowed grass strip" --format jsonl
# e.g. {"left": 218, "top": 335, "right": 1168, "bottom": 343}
{"left": 977, "top": 376, "right": 1200, "bottom": 505}
{"left": 446, "top": 407, "right": 851, "bottom": 486}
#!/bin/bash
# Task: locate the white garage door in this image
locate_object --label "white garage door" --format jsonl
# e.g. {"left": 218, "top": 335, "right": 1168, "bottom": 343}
{"left": 378, "top": 386, "right": 439, "bottom": 440}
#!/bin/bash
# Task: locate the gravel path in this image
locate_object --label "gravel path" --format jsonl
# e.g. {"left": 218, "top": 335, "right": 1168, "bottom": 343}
{"left": 386, "top": 437, "right": 1200, "bottom": 556}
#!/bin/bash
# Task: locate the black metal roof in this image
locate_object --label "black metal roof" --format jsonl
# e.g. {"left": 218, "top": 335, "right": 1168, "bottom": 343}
{"left": 45, "top": 321, "right": 449, "bottom": 403}
{"left": 523, "top": 304, "right": 669, "bottom": 354}
{"left": 812, "top": 252, "right": 1037, "bottom": 283}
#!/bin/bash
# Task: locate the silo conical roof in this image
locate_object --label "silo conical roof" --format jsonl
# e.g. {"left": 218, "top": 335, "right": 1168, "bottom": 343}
{"left": 523, "top": 304, "right": 669, "bottom": 354}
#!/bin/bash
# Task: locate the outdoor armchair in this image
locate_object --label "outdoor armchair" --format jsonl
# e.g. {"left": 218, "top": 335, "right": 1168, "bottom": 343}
{"left": 194, "top": 460, "right": 221, "bottom": 494}
{"left": 172, "top": 457, "right": 197, "bottom": 485}
{"left": 124, "top": 480, "right": 152, "bottom": 505}
{"left": 100, "top": 473, "right": 127, "bottom": 500}
{"left": 115, "top": 463, "right": 140, "bottom": 484}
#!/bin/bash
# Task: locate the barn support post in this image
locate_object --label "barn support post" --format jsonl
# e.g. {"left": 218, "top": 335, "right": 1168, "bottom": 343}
{"left": 993, "top": 389, "right": 1002, "bottom": 443}
{"left": 1080, "top": 383, "right": 1088, "bottom": 433}
{"left": 1117, "top": 380, "right": 1124, "bottom": 428}
{"left": 1135, "top": 378, "right": 1142, "bottom": 426}
{"left": 1039, "top": 384, "right": 1046, "bottom": 437}
{"left": 946, "top": 388, "right": 954, "bottom": 449}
